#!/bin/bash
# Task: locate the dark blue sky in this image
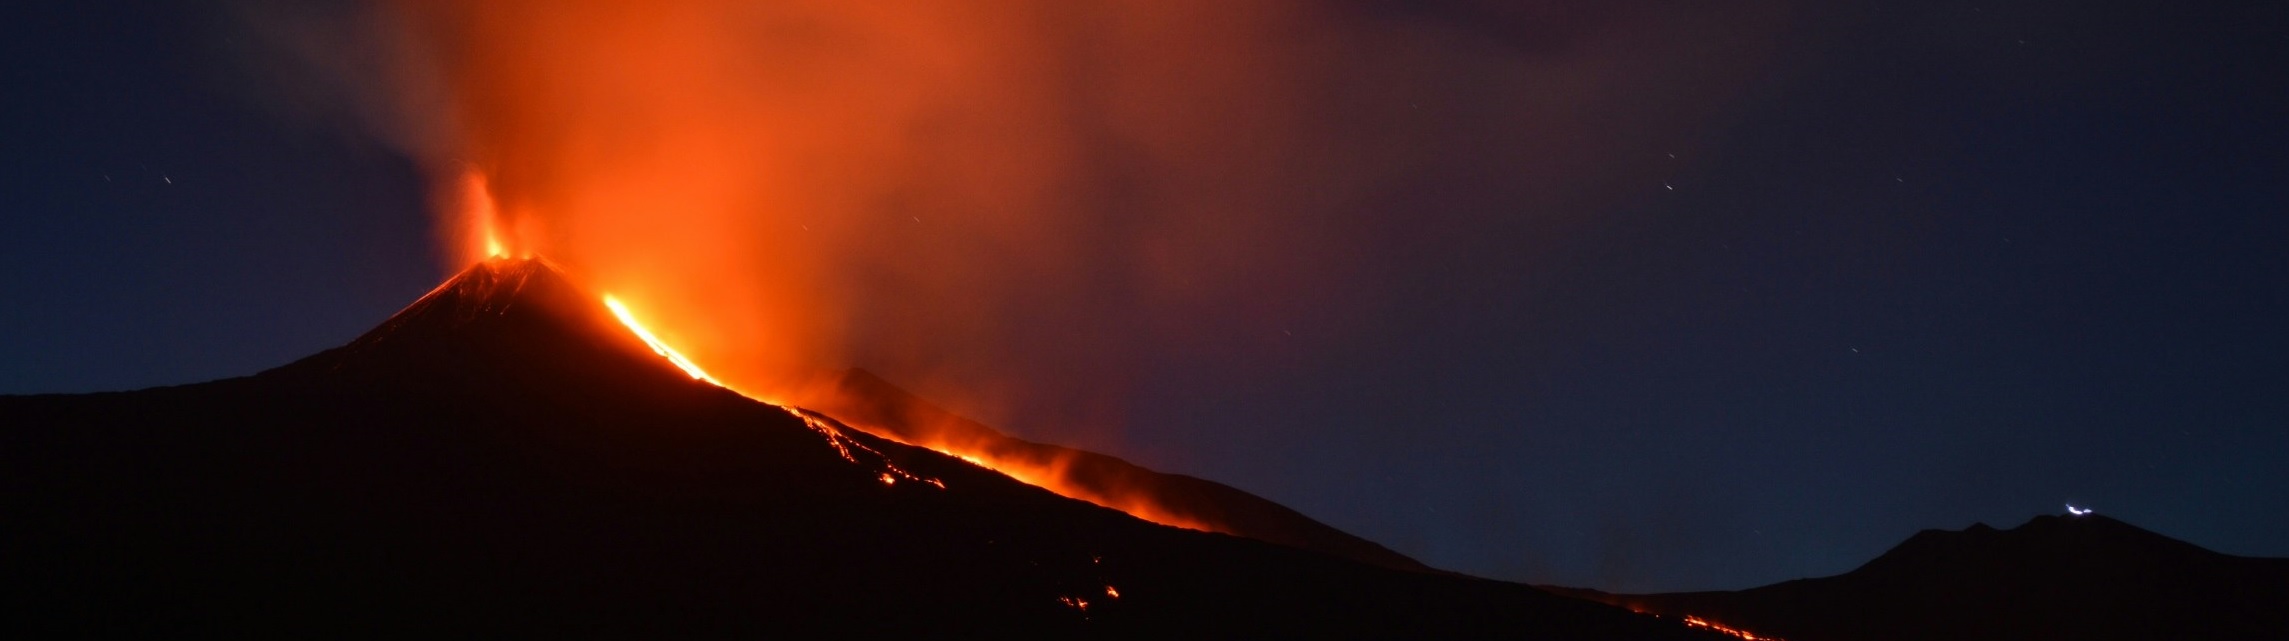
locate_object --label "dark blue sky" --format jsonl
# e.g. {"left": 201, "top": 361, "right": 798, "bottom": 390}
{"left": 4, "top": 0, "right": 2284, "bottom": 592}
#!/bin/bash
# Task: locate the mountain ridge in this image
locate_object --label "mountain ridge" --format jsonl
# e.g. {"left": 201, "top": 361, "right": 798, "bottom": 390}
{"left": 1546, "top": 513, "right": 2289, "bottom": 641}
{"left": 803, "top": 366, "right": 1432, "bottom": 572}
{"left": 1, "top": 257, "right": 1709, "bottom": 637}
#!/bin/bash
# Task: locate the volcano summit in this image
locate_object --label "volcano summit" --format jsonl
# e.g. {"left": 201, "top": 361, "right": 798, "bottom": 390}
{"left": 1, "top": 258, "right": 1713, "bottom": 637}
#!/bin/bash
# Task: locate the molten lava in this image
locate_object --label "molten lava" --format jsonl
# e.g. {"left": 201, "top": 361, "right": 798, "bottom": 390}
{"left": 1681, "top": 615, "right": 1781, "bottom": 641}
{"left": 602, "top": 295, "right": 717, "bottom": 383}
{"left": 583, "top": 273, "right": 1223, "bottom": 533}
{"left": 597, "top": 285, "right": 947, "bottom": 493}
{"left": 358, "top": 0, "right": 1797, "bottom": 575}
{"left": 896, "top": 432, "right": 1219, "bottom": 533}
{"left": 590, "top": 283, "right": 1214, "bottom": 532}
{"left": 368, "top": 0, "right": 1585, "bottom": 558}
{"left": 1601, "top": 600, "right": 1783, "bottom": 641}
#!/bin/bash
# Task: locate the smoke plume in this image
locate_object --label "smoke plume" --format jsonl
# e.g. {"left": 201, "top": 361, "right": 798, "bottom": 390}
{"left": 247, "top": 0, "right": 1791, "bottom": 446}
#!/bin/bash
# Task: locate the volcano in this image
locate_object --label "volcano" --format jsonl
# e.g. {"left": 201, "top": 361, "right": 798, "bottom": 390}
{"left": 1, "top": 257, "right": 1715, "bottom": 637}
{"left": 1547, "top": 514, "right": 2289, "bottom": 641}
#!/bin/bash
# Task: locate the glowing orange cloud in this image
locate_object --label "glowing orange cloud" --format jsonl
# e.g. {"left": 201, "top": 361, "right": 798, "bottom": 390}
{"left": 297, "top": 0, "right": 1788, "bottom": 534}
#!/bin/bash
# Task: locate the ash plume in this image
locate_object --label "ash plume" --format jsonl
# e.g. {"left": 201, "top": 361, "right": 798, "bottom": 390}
{"left": 234, "top": 0, "right": 1793, "bottom": 457}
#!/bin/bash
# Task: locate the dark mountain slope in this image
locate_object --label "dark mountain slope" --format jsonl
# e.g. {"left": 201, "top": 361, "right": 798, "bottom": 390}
{"left": 806, "top": 367, "right": 1430, "bottom": 572}
{"left": 1550, "top": 514, "right": 2289, "bottom": 641}
{"left": 2, "top": 257, "right": 1710, "bottom": 638}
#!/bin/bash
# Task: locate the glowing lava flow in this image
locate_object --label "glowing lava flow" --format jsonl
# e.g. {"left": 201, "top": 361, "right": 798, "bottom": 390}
{"left": 603, "top": 295, "right": 718, "bottom": 383}
{"left": 932, "top": 448, "right": 1217, "bottom": 533}
{"left": 1682, "top": 615, "right": 1781, "bottom": 641}
{"left": 595, "top": 289, "right": 1219, "bottom": 534}
{"left": 786, "top": 407, "right": 944, "bottom": 489}
{"left": 1617, "top": 603, "right": 1782, "bottom": 641}
{"left": 601, "top": 293, "right": 944, "bottom": 491}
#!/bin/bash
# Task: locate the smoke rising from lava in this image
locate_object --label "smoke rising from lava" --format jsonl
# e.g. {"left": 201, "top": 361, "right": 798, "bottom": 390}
{"left": 243, "top": 0, "right": 1789, "bottom": 461}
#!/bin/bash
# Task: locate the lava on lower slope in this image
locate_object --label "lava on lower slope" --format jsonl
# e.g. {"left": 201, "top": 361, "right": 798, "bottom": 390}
{"left": 794, "top": 367, "right": 1432, "bottom": 573}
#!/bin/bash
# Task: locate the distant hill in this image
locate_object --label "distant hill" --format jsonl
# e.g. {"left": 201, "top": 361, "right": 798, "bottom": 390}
{"left": 1548, "top": 513, "right": 2289, "bottom": 641}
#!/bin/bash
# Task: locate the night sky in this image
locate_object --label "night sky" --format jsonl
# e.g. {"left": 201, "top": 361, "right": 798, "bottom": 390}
{"left": 4, "top": 0, "right": 2285, "bottom": 593}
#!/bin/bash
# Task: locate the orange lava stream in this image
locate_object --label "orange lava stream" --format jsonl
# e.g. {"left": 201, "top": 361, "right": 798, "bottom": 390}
{"left": 1682, "top": 615, "right": 1781, "bottom": 641}
{"left": 604, "top": 293, "right": 949, "bottom": 493}
{"left": 598, "top": 292, "right": 1212, "bottom": 533}
{"left": 783, "top": 407, "right": 941, "bottom": 489}
{"left": 929, "top": 446, "right": 1217, "bottom": 533}
{"left": 602, "top": 295, "right": 718, "bottom": 383}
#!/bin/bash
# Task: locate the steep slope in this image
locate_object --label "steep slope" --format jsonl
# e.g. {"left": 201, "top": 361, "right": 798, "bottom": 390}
{"left": 1, "top": 257, "right": 1711, "bottom": 637}
{"left": 1551, "top": 514, "right": 2289, "bottom": 641}
{"left": 802, "top": 368, "right": 1430, "bottom": 572}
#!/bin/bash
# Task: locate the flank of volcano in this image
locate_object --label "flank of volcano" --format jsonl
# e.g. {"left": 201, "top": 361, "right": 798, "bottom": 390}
{"left": 0, "top": 257, "right": 1712, "bottom": 637}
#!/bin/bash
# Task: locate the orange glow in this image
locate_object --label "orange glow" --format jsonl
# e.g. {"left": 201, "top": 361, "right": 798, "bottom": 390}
{"left": 355, "top": 0, "right": 1797, "bottom": 553}
{"left": 782, "top": 406, "right": 940, "bottom": 490}
{"left": 382, "top": 0, "right": 1420, "bottom": 447}
{"left": 455, "top": 167, "right": 507, "bottom": 260}
{"left": 601, "top": 295, "right": 947, "bottom": 489}
{"left": 764, "top": 372, "right": 1229, "bottom": 533}
{"left": 1614, "top": 602, "right": 1783, "bottom": 640}
{"left": 599, "top": 288, "right": 1218, "bottom": 532}
{"left": 1682, "top": 615, "right": 1782, "bottom": 641}
{"left": 603, "top": 295, "right": 717, "bottom": 383}
{"left": 598, "top": 292, "right": 1227, "bottom": 531}
{"left": 918, "top": 438, "right": 1217, "bottom": 533}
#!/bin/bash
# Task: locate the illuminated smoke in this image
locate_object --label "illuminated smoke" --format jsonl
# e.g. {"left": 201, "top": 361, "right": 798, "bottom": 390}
{"left": 246, "top": 0, "right": 1791, "bottom": 452}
